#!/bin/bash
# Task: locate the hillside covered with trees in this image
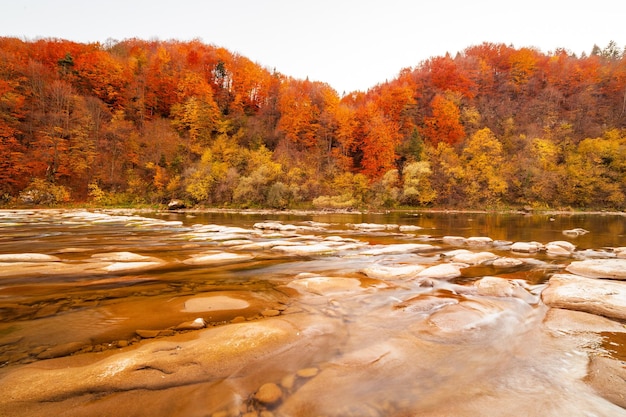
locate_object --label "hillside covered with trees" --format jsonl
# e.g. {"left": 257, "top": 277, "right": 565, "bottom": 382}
{"left": 1, "top": 37, "right": 625, "bottom": 209}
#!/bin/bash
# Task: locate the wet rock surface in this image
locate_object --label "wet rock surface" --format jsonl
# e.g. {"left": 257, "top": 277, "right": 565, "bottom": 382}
{"left": 0, "top": 209, "right": 625, "bottom": 416}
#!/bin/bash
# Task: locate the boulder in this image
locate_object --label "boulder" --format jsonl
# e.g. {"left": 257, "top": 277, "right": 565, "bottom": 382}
{"left": 399, "top": 225, "right": 422, "bottom": 232}
{"left": 451, "top": 251, "right": 498, "bottom": 265}
{"left": 511, "top": 241, "right": 543, "bottom": 253}
{"left": 442, "top": 236, "right": 466, "bottom": 245}
{"left": 167, "top": 200, "right": 186, "bottom": 210}
{"left": 492, "top": 257, "right": 524, "bottom": 268}
{"left": 361, "top": 263, "right": 425, "bottom": 279}
{"left": 350, "top": 223, "right": 398, "bottom": 231}
{"left": 474, "top": 276, "right": 537, "bottom": 303}
{"left": 466, "top": 237, "right": 493, "bottom": 246}
{"left": 545, "top": 241, "right": 576, "bottom": 256}
{"left": 416, "top": 263, "right": 468, "bottom": 280}
{"left": 253, "top": 222, "right": 297, "bottom": 231}
{"left": 541, "top": 274, "right": 626, "bottom": 321}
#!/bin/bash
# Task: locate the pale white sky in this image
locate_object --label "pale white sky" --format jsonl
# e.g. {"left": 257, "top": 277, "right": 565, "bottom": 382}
{"left": 1, "top": 0, "right": 624, "bottom": 93}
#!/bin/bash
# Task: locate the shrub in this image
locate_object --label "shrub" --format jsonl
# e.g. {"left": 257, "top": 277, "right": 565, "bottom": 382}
{"left": 19, "top": 179, "right": 71, "bottom": 205}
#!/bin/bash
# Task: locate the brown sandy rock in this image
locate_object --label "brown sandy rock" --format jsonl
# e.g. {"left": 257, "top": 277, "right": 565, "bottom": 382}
{"left": 254, "top": 382, "right": 283, "bottom": 405}
{"left": 566, "top": 259, "right": 626, "bottom": 280}
{"left": 586, "top": 355, "right": 626, "bottom": 409}
{"left": 542, "top": 274, "right": 626, "bottom": 320}
{"left": 0, "top": 313, "right": 346, "bottom": 415}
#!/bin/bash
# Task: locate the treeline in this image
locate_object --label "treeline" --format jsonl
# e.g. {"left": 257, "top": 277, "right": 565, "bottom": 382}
{"left": 1, "top": 37, "right": 625, "bottom": 209}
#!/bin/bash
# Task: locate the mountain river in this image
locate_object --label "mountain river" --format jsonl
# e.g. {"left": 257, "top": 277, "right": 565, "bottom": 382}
{"left": 0, "top": 209, "right": 625, "bottom": 417}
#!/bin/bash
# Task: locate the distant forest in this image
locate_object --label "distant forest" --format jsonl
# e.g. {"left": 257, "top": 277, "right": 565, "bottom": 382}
{"left": 1, "top": 37, "right": 625, "bottom": 209}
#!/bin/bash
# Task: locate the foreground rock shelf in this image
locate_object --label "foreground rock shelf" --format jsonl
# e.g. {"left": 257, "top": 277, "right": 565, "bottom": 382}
{"left": 0, "top": 209, "right": 625, "bottom": 416}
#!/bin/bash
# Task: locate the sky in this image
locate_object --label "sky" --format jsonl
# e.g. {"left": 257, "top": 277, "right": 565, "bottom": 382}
{"left": 1, "top": 0, "right": 624, "bottom": 93}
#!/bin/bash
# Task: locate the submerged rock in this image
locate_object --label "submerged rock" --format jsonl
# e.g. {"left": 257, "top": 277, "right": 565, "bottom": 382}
{"left": 563, "top": 228, "right": 590, "bottom": 237}
{"left": 254, "top": 382, "right": 283, "bottom": 405}
{"left": 183, "top": 295, "right": 250, "bottom": 313}
{"left": 36, "top": 341, "right": 86, "bottom": 360}
{"left": 287, "top": 276, "right": 363, "bottom": 296}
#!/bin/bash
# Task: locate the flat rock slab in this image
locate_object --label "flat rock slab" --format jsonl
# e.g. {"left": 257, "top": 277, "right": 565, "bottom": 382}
{"left": 586, "top": 355, "right": 626, "bottom": 409}
{"left": 101, "top": 261, "right": 164, "bottom": 272}
{"left": 417, "top": 263, "right": 468, "bottom": 280}
{"left": 566, "top": 259, "right": 626, "bottom": 280}
{"left": 361, "top": 263, "right": 426, "bottom": 279}
{"left": 0, "top": 313, "right": 346, "bottom": 411}
{"left": 511, "top": 241, "right": 544, "bottom": 253}
{"left": 0, "top": 253, "right": 61, "bottom": 262}
{"left": 288, "top": 276, "right": 363, "bottom": 296}
{"left": 543, "top": 308, "right": 626, "bottom": 334}
{"left": 451, "top": 251, "right": 498, "bottom": 265}
{"left": 183, "top": 252, "right": 254, "bottom": 265}
{"left": 542, "top": 274, "right": 626, "bottom": 321}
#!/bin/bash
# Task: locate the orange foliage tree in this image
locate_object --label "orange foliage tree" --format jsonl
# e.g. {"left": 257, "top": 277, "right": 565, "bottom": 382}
{"left": 422, "top": 94, "right": 465, "bottom": 146}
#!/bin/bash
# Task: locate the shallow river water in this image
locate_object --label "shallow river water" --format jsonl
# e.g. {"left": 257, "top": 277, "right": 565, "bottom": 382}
{"left": 0, "top": 209, "right": 625, "bottom": 417}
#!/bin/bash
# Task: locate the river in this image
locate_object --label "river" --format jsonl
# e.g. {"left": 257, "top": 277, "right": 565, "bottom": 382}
{"left": 0, "top": 209, "right": 625, "bottom": 417}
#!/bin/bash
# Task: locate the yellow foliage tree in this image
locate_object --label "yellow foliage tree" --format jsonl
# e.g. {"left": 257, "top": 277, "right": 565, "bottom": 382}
{"left": 402, "top": 161, "right": 437, "bottom": 206}
{"left": 460, "top": 128, "right": 508, "bottom": 206}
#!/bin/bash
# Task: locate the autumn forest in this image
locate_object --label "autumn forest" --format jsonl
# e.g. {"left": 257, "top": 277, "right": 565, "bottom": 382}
{"left": 1, "top": 37, "right": 626, "bottom": 209}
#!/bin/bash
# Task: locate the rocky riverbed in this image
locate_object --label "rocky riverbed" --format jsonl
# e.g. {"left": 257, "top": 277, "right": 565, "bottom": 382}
{"left": 0, "top": 209, "right": 625, "bottom": 416}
